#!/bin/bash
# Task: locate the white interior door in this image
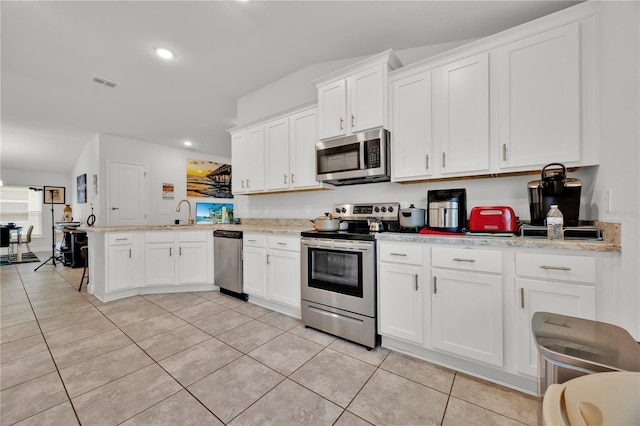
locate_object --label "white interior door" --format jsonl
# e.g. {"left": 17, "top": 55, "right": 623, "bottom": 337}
{"left": 108, "top": 161, "right": 147, "bottom": 226}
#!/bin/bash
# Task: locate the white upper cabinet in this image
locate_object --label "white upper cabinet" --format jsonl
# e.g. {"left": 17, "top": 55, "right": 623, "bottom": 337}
{"left": 265, "top": 117, "right": 290, "bottom": 191}
{"left": 348, "top": 65, "right": 385, "bottom": 134}
{"left": 314, "top": 50, "right": 402, "bottom": 141}
{"left": 231, "top": 132, "right": 247, "bottom": 194}
{"left": 245, "top": 126, "right": 265, "bottom": 192}
{"left": 289, "top": 107, "right": 322, "bottom": 190}
{"left": 318, "top": 80, "right": 348, "bottom": 140}
{"left": 498, "top": 22, "right": 581, "bottom": 169}
{"left": 439, "top": 52, "right": 490, "bottom": 175}
{"left": 390, "top": 70, "right": 433, "bottom": 181}
{"left": 231, "top": 126, "right": 265, "bottom": 194}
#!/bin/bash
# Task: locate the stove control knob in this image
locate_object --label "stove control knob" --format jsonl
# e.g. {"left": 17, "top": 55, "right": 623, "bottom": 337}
{"left": 381, "top": 206, "right": 387, "bottom": 213}
{"left": 388, "top": 206, "right": 394, "bottom": 213}
{"left": 341, "top": 207, "right": 346, "bottom": 213}
{"left": 374, "top": 206, "right": 380, "bottom": 213}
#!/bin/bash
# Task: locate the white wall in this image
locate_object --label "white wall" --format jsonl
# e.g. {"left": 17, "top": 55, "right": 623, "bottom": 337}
{"left": 590, "top": 0, "right": 639, "bottom": 337}
{"left": 96, "top": 134, "right": 232, "bottom": 226}
{"left": 70, "top": 135, "right": 100, "bottom": 227}
{"left": 1, "top": 168, "right": 73, "bottom": 252}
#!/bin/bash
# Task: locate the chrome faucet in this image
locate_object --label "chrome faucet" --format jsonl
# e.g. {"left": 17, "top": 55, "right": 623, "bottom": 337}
{"left": 176, "top": 199, "right": 195, "bottom": 225}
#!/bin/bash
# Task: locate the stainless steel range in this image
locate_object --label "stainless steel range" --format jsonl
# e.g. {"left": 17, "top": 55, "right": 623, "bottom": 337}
{"left": 300, "top": 202, "right": 399, "bottom": 349}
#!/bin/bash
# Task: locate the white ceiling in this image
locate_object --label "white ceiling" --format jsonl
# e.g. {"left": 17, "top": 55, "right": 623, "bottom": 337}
{"left": 1, "top": 0, "right": 581, "bottom": 175}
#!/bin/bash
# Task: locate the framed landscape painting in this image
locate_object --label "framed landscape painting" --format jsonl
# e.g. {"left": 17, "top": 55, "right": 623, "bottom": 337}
{"left": 186, "top": 158, "right": 233, "bottom": 198}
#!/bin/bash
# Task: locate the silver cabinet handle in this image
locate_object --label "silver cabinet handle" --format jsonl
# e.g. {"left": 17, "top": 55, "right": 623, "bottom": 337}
{"left": 291, "top": 173, "right": 295, "bottom": 183}
{"left": 415, "top": 274, "right": 419, "bottom": 291}
{"left": 284, "top": 174, "right": 287, "bottom": 184}
{"left": 390, "top": 253, "right": 407, "bottom": 257}
{"left": 442, "top": 152, "right": 446, "bottom": 168}
{"left": 426, "top": 154, "right": 430, "bottom": 170}
{"left": 129, "top": 248, "right": 132, "bottom": 258}
{"left": 112, "top": 207, "right": 119, "bottom": 210}
{"left": 247, "top": 239, "right": 257, "bottom": 243}
{"left": 502, "top": 144, "right": 507, "bottom": 161}
{"left": 169, "top": 247, "right": 172, "bottom": 256}
{"left": 453, "top": 258, "right": 476, "bottom": 263}
{"left": 179, "top": 247, "right": 182, "bottom": 256}
{"left": 351, "top": 114, "right": 355, "bottom": 128}
{"left": 241, "top": 180, "right": 245, "bottom": 189}
{"left": 116, "top": 238, "right": 128, "bottom": 241}
{"left": 520, "top": 287, "right": 525, "bottom": 309}
{"left": 267, "top": 254, "right": 271, "bottom": 264}
{"left": 540, "top": 265, "right": 571, "bottom": 271}
{"left": 433, "top": 276, "right": 438, "bottom": 294}
{"left": 277, "top": 242, "right": 287, "bottom": 246}
{"left": 339, "top": 117, "right": 344, "bottom": 130}
{"left": 247, "top": 179, "right": 250, "bottom": 188}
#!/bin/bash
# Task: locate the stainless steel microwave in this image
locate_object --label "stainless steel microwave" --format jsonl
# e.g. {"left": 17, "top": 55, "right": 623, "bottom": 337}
{"left": 315, "top": 129, "right": 390, "bottom": 186}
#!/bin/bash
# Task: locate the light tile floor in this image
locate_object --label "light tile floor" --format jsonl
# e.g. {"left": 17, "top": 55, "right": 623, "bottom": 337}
{"left": 1, "top": 254, "right": 539, "bottom": 425}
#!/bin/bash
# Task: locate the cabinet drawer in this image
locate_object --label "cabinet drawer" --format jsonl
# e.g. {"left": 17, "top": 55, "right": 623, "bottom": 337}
{"left": 379, "top": 243, "right": 423, "bottom": 265}
{"left": 268, "top": 235, "right": 300, "bottom": 252}
{"left": 144, "top": 232, "right": 173, "bottom": 243}
{"left": 516, "top": 253, "right": 596, "bottom": 283}
{"left": 179, "top": 231, "right": 208, "bottom": 242}
{"left": 432, "top": 247, "right": 501, "bottom": 273}
{"left": 243, "top": 234, "right": 266, "bottom": 247}
{"left": 108, "top": 233, "right": 135, "bottom": 245}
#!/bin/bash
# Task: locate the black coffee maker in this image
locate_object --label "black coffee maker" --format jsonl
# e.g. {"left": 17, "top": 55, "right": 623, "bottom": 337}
{"left": 528, "top": 163, "right": 581, "bottom": 227}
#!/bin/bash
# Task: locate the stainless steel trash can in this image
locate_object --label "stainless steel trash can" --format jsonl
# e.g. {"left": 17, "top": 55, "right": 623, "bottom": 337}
{"left": 532, "top": 311, "right": 640, "bottom": 398}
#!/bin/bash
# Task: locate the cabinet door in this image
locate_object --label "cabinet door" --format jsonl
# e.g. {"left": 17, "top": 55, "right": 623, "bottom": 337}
{"left": 243, "top": 245, "right": 267, "bottom": 297}
{"left": 107, "top": 245, "right": 135, "bottom": 292}
{"left": 265, "top": 118, "right": 291, "bottom": 191}
{"left": 432, "top": 269, "right": 503, "bottom": 366}
{"left": 245, "top": 126, "right": 265, "bottom": 192}
{"left": 349, "top": 64, "right": 384, "bottom": 133}
{"left": 289, "top": 108, "right": 320, "bottom": 190}
{"left": 318, "top": 80, "right": 347, "bottom": 140}
{"left": 391, "top": 70, "right": 433, "bottom": 181}
{"left": 231, "top": 132, "right": 247, "bottom": 194}
{"left": 144, "top": 243, "right": 175, "bottom": 286}
{"left": 267, "top": 249, "right": 301, "bottom": 309}
{"left": 440, "top": 52, "right": 490, "bottom": 175}
{"left": 516, "top": 278, "right": 596, "bottom": 377}
{"left": 499, "top": 23, "right": 580, "bottom": 169}
{"left": 178, "top": 241, "right": 209, "bottom": 284}
{"left": 379, "top": 262, "right": 424, "bottom": 344}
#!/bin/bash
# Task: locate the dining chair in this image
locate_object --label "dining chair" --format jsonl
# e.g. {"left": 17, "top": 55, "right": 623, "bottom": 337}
{"left": 1, "top": 227, "right": 11, "bottom": 257}
{"left": 11, "top": 225, "right": 34, "bottom": 254}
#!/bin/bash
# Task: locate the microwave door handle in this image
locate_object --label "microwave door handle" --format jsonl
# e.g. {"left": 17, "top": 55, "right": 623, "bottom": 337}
{"left": 359, "top": 141, "right": 366, "bottom": 170}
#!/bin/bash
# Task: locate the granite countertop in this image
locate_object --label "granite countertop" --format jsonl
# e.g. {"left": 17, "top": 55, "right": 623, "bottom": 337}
{"left": 81, "top": 219, "right": 621, "bottom": 253}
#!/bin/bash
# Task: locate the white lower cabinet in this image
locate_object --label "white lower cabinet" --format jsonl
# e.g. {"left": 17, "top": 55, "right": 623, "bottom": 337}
{"left": 143, "top": 231, "right": 210, "bottom": 287}
{"left": 515, "top": 252, "right": 596, "bottom": 377}
{"left": 378, "top": 242, "right": 426, "bottom": 345}
{"left": 107, "top": 233, "right": 136, "bottom": 292}
{"left": 431, "top": 247, "right": 503, "bottom": 367}
{"left": 243, "top": 233, "right": 301, "bottom": 316}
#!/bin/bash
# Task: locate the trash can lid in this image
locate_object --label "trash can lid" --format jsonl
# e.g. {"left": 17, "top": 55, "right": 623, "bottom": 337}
{"left": 532, "top": 312, "right": 640, "bottom": 373}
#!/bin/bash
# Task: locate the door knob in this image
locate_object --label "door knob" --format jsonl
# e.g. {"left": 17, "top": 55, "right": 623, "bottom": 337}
{"left": 112, "top": 207, "right": 119, "bottom": 210}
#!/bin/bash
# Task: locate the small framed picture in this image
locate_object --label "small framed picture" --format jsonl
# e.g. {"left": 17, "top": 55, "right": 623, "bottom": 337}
{"left": 43, "top": 186, "right": 66, "bottom": 204}
{"left": 77, "top": 174, "right": 87, "bottom": 203}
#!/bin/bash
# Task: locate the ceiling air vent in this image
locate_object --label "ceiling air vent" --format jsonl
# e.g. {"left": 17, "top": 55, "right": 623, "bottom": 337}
{"left": 91, "top": 75, "right": 119, "bottom": 88}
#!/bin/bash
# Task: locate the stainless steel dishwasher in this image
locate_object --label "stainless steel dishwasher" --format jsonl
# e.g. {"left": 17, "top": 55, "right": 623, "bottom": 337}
{"left": 213, "top": 230, "right": 248, "bottom": 300}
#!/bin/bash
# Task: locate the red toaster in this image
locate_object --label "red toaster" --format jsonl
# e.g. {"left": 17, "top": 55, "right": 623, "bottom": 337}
{"left": 469, "top": 206, "right": 518, "bottom": 233}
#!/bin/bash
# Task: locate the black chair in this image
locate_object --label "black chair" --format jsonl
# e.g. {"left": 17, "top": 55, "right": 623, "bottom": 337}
{"left": 1, "top": 227, "right": 11, "bottom": 260}
{"left": 78, "top": 245, "right": 88, "bottom": 291}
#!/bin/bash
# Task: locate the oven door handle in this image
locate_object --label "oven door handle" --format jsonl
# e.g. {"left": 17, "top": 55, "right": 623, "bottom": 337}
{"left": 359, "top": 141, "right": 366, "bottom": 170}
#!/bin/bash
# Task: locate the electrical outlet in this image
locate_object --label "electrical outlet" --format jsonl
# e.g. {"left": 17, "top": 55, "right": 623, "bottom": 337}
{"left": 604, "top": 189, "right": 612, "bottom": 213}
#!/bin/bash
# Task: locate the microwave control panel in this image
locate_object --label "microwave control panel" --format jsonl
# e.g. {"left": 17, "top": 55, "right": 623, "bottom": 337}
{"left": 365, "top": 139, "right": 381, "bottom": 168}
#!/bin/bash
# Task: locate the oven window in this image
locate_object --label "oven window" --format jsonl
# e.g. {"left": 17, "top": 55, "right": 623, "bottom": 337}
{"left": 308, "top": 248, "right": 362, "bottom": 298}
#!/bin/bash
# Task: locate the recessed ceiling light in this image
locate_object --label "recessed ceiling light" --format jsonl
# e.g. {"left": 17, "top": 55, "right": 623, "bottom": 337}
{"left": 156, "top": 47, "right": 174, "bottom": 60}
{"left": 183, "top": 140, "right": 192, "bottom": 147}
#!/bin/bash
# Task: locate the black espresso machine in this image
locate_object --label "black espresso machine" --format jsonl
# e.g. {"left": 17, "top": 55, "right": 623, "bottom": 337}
{"left": 528, "top": 163, "right": 581, "bottom": 227}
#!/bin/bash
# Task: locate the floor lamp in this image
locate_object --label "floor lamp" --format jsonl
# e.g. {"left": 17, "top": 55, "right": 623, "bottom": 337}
{"left": 34, "top": 187, "right": 62, "bottom": 271}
